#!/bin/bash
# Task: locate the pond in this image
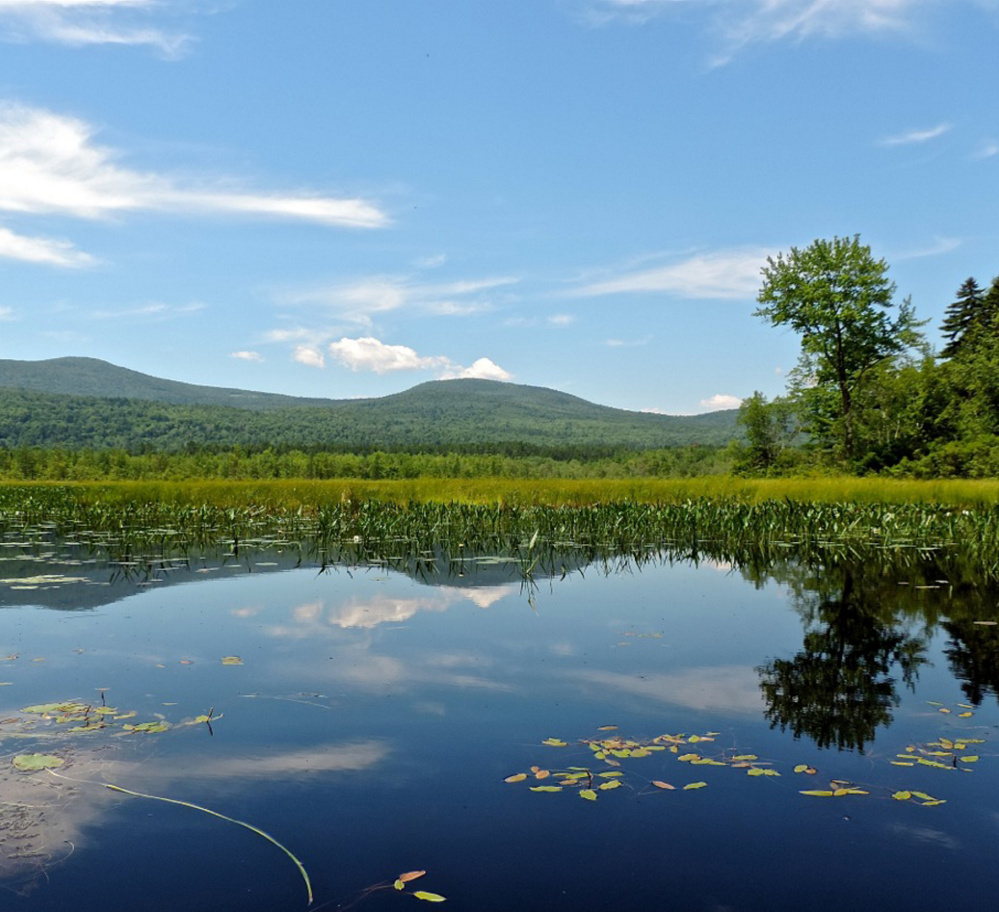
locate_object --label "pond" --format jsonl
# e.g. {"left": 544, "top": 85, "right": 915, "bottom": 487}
{"left": 2, "top": 538, "right": 999, "bottom": 911}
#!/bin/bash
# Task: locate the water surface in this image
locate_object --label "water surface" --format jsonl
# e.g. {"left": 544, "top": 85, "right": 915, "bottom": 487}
{"left": 2, "top": 545, "right": 998, "bottom": 911}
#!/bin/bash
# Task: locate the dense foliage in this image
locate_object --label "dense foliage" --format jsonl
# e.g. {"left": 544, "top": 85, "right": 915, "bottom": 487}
{"left": 742, "top": 239, "right": 999, "bottom": 477}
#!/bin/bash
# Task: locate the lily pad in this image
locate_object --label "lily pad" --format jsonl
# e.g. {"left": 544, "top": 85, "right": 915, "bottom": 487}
{"left": 12, "top": 753, "right": 64, "bottom": 771}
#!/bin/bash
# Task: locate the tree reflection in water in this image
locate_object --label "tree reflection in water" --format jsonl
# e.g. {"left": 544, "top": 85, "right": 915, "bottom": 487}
{"left": 758, "top": 564, "right": 928, "bottom": 752}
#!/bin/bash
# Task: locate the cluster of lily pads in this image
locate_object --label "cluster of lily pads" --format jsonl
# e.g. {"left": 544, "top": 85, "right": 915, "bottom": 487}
{"left": 4, "top": 697, "right": 216, "bottom": 772}
{"left": 504, "top": 703, "right": 988, "bottom": 809}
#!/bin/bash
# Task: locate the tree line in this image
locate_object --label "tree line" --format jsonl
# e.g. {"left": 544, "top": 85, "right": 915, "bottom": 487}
{"left": 736, "top": 235, "right": 999, "bottom": 477}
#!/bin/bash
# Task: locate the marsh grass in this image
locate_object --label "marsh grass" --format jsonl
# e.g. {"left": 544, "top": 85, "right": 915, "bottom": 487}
{"left": 3, "top": 478, "right": 999, "bottom": 581}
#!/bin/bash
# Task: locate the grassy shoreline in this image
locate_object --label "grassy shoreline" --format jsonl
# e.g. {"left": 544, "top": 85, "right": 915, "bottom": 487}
{"left": 4, "top": 476, "right": 999, "bottom": 508}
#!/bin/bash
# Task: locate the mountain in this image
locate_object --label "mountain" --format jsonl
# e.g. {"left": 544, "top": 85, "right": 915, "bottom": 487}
{"left": 0, "top": 357, "right": 739, "bottom": 451}
{"left": 0, "top": 356, "right": 334, "bottom": 409}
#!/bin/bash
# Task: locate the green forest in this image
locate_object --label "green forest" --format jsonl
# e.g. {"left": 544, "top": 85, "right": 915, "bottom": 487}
{"left": 735, "top": 236, "right": 999, "bottom": 478}
{"left": 2, "top": 236, "right": 998, "bottom": 481}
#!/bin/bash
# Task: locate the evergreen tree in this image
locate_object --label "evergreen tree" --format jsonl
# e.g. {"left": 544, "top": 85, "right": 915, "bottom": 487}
{"left": 940, "top": 277, "right": 985, "bottom": 358}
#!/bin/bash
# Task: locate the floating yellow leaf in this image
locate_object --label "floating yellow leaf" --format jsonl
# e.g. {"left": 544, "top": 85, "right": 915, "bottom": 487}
{"left": 733, "top": 755, "right": 758, "bottom": 762}
{"left": 793, "top": 764, "right": 816, "bottom": 774}
{"left": 504, "top": 773, "right": 527, "bottom": 783}
{"left": 12, "top": 754, "right": 64, "bottom": 771}
{"left": 892, "top": 791, "right": 912, "bottom": 801}
{"left": 799, "top": 790, "right": 835, "bottom": 797}
{"left": 683, "top": 782, "right": 708, "bottom": 790}
{"left": 958, "top": 712, "right": 974, "bottom": 718}
{"left": 938, "top": 708, "right": 951, "bottom": 714}
{"left": 960, "top": 755, "right": 979, "bottom": 763}
{"left": 530, "top": 786, "right": 563, "bottom": 792}
{"left": 579, "top": 789, "right": 597, "bottom": 801}
{"left": 221, "top": 656, "right": 243, "bottom": 666}
{"left": 598, "top": 780, "right": 622, "bottom": 791}
{"left": 890, "top": 761, "right": 915, "bottom": 767}
{"left": 412, "top": 891, "right": 446, "bottom": 902}
{"left": 920, "top": 800, "right": 946, "bottom": 807}
{"left": 394, "top": 880, "right": 406, "bottom": 891}
{"left": 542, "top": 738, "right": 567, "bottom": 747}
{"left": 677, "top": 753, "right": 699, "bottom": 762}
{"left": 651, "top": 781, "right": 675, "bottom": 790}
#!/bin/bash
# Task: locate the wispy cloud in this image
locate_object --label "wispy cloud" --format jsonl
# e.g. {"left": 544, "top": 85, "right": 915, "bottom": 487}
{"left": 879, "top": 122, "right": 953, "bottom": 147}
{"left": 0, "top": 224, "right": 95, "bottom": 266}
{"left": 90, "top": 300, "right": 203, "bottom": 320}
{"left": 572, "top": 247, "right": 769, "bottom": 300}
{"left": 0, "top": 102, "right": 388, "bottom": 228}
{"left": 326, "top": 335, "right": 512, "bottom": 381}
{"left": 585, "top": 1, "right": 974, "bottom": 61}
{"left": 0, "top": 0, "right": 193, "bottom": 55}
{"left": 280, "top": 275, "right": 518, "bottom": 327}
{"left": 0, "top": 305, "right": 13, "bottom": 320}
{"left": 894, "top": 236, "right": 961, "bottom": 260}
{"left": 972, "top": 138, "right": 998, "bottom": 160}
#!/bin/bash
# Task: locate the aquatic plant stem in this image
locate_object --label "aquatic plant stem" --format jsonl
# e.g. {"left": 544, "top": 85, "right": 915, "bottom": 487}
{"left": 102, "top": 783, "right": 313, "bottom": 906}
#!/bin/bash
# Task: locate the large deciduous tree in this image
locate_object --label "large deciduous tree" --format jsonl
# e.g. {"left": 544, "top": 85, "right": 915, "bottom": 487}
{"left": 755, "top": 235, "right": 922, "bottom": 462}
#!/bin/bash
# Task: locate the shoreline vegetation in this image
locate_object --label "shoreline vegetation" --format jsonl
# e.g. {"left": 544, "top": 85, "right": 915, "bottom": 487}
{"left": 4, "top": 478, "right": 999, "bottom": 580}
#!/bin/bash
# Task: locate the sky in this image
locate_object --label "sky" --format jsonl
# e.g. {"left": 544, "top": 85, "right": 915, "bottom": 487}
{"left": 0, "top": 0, "right": 996, "bottom": 415}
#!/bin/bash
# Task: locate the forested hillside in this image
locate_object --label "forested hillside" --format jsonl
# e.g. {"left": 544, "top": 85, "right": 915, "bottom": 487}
{"left": 0, "top": 363, "right": 738, "bottom": 451}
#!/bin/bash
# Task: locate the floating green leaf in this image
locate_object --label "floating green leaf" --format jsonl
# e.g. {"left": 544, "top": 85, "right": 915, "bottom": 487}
{"left": 799, "top": 790, "right": 835, "bottom": 797}
{"left": 579, "top": 789, "right": 597, "bottom": 801}
{"left": 413, "top": 891, "right": 446, "bottom": 902}
{"left": 530, "top": 786, "right": 563, "bottom": 793}
{"left": 683, "top": 782, "right": 707, "bottom": 790}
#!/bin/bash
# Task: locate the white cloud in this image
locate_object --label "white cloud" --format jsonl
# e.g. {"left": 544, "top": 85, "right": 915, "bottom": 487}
{"left": 607, "top": 335, "right": 652, "bottom": 347}
{"left": 548, "top": 313, "right": 575, "bottom": 326}
{"left": 327, "top": 335, "right": 512, "bottom": 381}
{"left": 329, "top": 336, "right": 449, "bottom": 374}
{"left": 0, "top": 224, "right": 94, "bottom": 266}
{"left": 414, "top": 253, "right": 447, "bottom": 269}
{"left": 879, "top": 122, "right": 953, "bottom": 147}
{"left": 0, "top": 103, "right": 388, "bottom": 227}
{"left": 573, "top": 247, "right": 770, "bottom": 299}
{"left": 231, "top": 350, "right": 264, "bottom": 363}
{"left": 293, "top": 345, "right": 325, "bottom": 369}
{"left": 0, "top": 305, "right": 13, "bottom": 320}
{"left": 700, "top": 393, "right": 742, "bottom": 410}
{"left": 441, "top": 357, "right": 513, "bottom": 381}
{"left": 0, "top": 0, "right": 191, "bottom": 55}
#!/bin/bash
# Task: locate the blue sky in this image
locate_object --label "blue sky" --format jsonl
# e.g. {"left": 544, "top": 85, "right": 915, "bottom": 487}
{"left": 0, "top": 0, "right": 996, "bottom": 414}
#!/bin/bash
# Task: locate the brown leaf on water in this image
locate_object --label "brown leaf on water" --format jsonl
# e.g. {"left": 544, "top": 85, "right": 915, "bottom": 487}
{"left": 534, "top": 769, "right": 551, "bottom": 779}
{"left": 598, "top": 725, "right": 618, "bottom": 731}
{"left": 397, "top": 871, "right": 426, "bottom": 883}
{"left": 651, "top": 780, "right": 675, "bottom": 790}
{"left": 504, "top": 773, "right": 527, "bottom": 783}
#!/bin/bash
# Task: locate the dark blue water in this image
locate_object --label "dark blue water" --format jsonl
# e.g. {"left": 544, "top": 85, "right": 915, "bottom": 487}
{"left": 2, "top": 551, "right": 998, "bottom": 911}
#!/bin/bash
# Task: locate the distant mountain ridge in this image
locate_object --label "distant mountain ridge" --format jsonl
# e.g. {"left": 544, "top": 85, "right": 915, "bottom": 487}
{"left": 0, "top": 357, "right": 740, "bottom": 451}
